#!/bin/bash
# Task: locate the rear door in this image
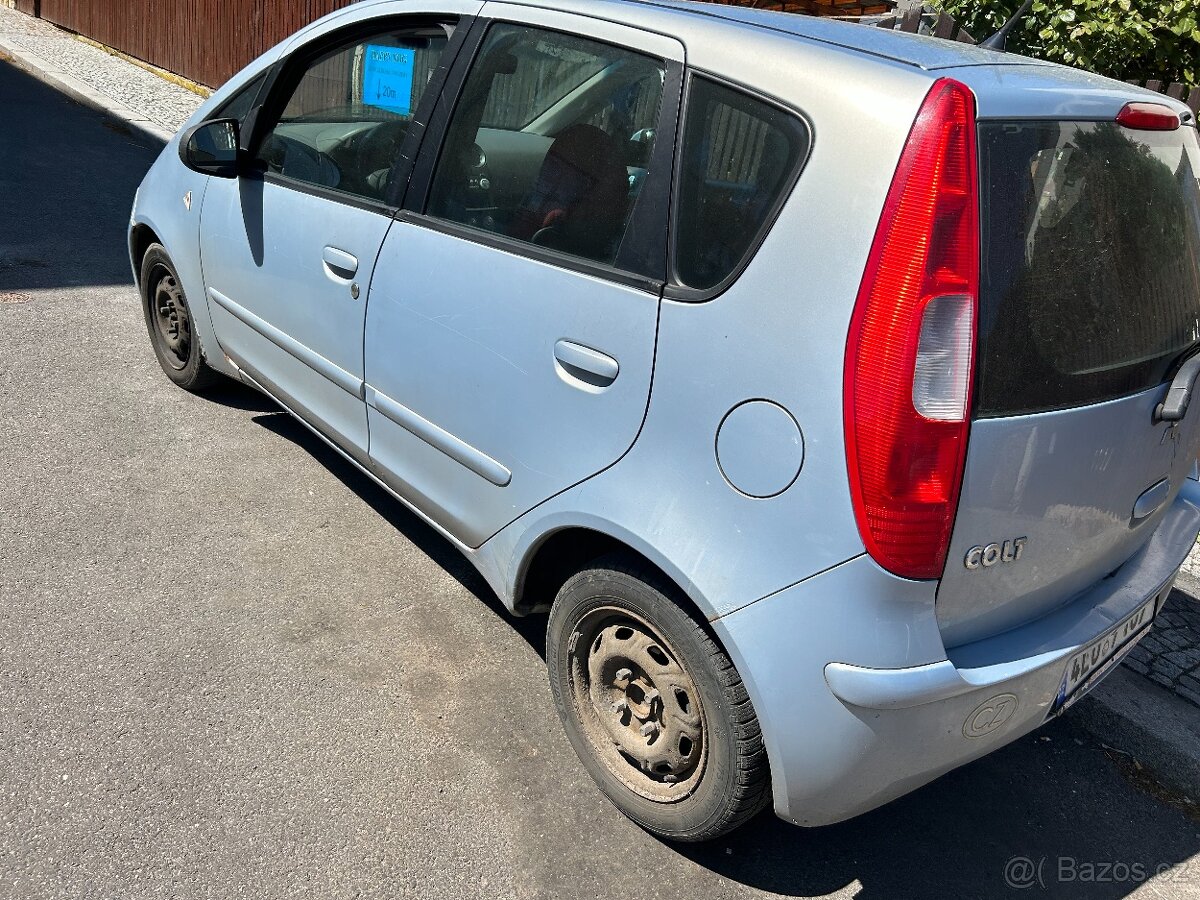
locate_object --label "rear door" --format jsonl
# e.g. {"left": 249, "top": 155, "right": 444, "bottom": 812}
{"left": 362, "top": 7, "right": 683, "bottom": 546}
{"left": 937, "top": 114, "right": 1200, "bottom": 646}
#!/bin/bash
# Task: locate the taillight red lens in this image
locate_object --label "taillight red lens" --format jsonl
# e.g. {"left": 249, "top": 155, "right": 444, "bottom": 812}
{"left": 1116, "top": 101, "right": 1181, "bottom": 131}
{"left": 843, "top": 78, "right": 980, "bottom": 580}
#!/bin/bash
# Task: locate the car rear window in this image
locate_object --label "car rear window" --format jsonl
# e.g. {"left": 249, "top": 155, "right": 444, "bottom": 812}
{"left": 672, "top": 77, "right": 808, "bottom": 293}
{"left": 976, "top": 120, "right": 1200, "bottom": 417}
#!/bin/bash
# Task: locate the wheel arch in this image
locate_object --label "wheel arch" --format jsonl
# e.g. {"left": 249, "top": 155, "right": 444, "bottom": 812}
{"left": 129, "top": 222, "right": 163, "bottom": 287}
{"left": 127, "top": 202, "right": 237, "bottom": 379}
{"left": 534, "top": 521, "right": 775, "bottom": 838}
{"left": 508, "top": 521, "right": 719, "bottom": 626}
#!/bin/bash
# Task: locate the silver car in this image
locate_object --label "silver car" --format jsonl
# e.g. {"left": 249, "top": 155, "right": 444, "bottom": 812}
{"left": 129, "top": 0, "right": 1200, "bottom": 840}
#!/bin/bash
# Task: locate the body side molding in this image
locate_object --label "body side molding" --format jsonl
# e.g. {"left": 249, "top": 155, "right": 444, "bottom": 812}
{"left": 365, "top": 385, "right": 512, "bottom": 487}
{"left": 208, "top": 287, "right": 364, "bottom": 398}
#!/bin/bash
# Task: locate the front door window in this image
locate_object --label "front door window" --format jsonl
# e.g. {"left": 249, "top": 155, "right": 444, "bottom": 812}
{"left": 260, "top": 24, "right": 453, "bottom": 202}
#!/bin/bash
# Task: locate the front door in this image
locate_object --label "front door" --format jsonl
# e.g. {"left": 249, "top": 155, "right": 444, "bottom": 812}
{"left": 363, "top": 9, "right": 684, "bottom": 545}
{"left": 200, "top": 16, "right": 460, "bottom": 459}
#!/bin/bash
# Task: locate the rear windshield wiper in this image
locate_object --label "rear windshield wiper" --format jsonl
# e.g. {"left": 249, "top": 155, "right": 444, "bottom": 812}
{"left": 1154, "top": 346, "right": 1200, "bottom": 422}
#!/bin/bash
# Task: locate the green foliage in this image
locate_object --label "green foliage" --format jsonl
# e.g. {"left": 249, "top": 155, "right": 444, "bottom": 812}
{"left": 936, "top": 0, "right": 1199, "bottom": 88}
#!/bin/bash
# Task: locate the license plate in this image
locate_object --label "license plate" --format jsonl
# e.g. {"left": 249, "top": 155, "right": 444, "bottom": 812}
{"left": 1052, "top": 596, "right": 1157, "bottom": 713}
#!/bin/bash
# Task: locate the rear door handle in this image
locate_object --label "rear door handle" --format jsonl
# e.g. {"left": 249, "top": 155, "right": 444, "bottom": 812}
{"left": 554, "top": 339, "right": 619, "bottom": 388}
{"left": 322, "top": 246, "right": 359, "bottom": 280}
{"left": 1132, "top": 477, "right": 1170, "bottom": 522}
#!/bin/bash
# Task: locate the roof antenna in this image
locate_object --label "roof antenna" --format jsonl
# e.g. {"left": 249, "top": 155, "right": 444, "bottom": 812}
{"left": 980, "top": 0, "right": 1035, "bottom": 51}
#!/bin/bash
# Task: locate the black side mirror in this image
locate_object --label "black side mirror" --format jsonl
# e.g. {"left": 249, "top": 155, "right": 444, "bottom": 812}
{"left": 179, "top": 118, "right": 241, "bottom": 178}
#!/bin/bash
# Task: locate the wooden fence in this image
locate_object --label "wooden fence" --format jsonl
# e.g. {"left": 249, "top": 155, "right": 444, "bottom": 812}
{"left": 11, "top": 0, "right": 1200, "bottom": 106}
{"left": 872, "top": 6, "right": 977, "bottom": 43}
{"left": 27, "top": 0, "right": 357, "bottom": 88}
{"left": 13, "top": 0, "right": 892, "bottom": 87}
{"left": 1123, "top": 79, "right": 1200, "bottom": 117}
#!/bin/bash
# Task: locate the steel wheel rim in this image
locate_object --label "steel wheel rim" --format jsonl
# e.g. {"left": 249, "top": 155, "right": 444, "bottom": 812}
{"left": 150, "top": 264, "right": 191, "bottom": 370}
{"left": 567, "top": 606, "right": 707, "bottom": 803}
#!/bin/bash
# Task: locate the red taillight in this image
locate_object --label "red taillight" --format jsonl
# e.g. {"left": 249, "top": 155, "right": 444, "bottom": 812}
{"left": 844, "top": 78, "right": 979, "bottom": 580}
{"left": 1116, "top": 101, "right": 1181, "bottom": 131}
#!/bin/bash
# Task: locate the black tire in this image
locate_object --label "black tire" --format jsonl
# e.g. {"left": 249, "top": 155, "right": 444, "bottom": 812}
{"left": 139, "top": 243, "right": 220, "bottom": 391}
{"left": 547, "top": 553, "right": 770, "bottom": 841}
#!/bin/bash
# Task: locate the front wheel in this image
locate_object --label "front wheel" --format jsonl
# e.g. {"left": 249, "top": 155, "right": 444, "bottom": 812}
{"left": 547, "top": 555, "right": 771, "bottom": 841}
{"left": 139, "top": 243, "right": 220, "bottom": 391}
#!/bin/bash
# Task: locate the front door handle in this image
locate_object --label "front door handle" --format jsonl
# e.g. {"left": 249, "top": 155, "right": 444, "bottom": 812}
{"left": 322, "top": 246, "right": 359, "bottom": 280}
{"left": 554, "top": 339, "right": 619, "bottom": 388}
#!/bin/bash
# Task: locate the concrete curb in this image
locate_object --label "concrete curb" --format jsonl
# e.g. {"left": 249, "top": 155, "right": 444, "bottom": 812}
{"left": 1073, "top": 665, "right": 1200, "bottom": 802}
{"left": 0, "top": 34, "right": 174, "bottom": 144}
{"left": 72, "top": 33, "right": 211, "bottom": 100}
{"left": 1174, "top": 568, "right": 1200, "bottom": 604}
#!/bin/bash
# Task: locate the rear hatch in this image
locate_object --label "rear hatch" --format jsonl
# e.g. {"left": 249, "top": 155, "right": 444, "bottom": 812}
{"left": 937, "top": 110, "right": 1200, "bottom": 647}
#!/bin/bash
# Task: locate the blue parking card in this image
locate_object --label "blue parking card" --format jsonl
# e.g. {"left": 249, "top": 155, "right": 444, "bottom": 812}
{"left": 363, "top": 45, "right": 415, "bottom": 115}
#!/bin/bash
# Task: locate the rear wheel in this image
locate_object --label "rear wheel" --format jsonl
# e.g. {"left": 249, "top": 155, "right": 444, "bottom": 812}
{"left": 547, "top": 554, "right": 770, "bottom": 841}
{"left": 139, "top": 244, "right": 220, "bottom": 391}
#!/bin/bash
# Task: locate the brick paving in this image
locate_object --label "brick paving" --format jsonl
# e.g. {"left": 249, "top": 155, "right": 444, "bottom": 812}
{"left": 0, "top": 6, "right": 202, "bottom": 132}
{"left": 1124, "top": 541, "right": 1200, "bottom": 709}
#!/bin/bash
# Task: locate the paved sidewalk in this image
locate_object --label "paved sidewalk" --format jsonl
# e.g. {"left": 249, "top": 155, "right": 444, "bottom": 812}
{"left": 1180, "top": 541, "right": 1200, "bottom": 581}
{"left": 0, "top": 6, "right": 201, "bottom": 140}
{"left": 1126, "top": 571, "right": 1200, "bottom": 708}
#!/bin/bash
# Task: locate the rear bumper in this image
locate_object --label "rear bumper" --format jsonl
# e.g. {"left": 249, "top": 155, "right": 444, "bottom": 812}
{"left": 714, "top": 480, "right": 1200, "bottom": 827}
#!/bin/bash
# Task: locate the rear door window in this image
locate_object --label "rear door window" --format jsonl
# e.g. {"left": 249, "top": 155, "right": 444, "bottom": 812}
{"left": 672, "top": 77, "right": 808, "bottom": 293}
{"left": 977, "top": 121, "right": 1200, "bottom": 417}
{"left": 427, "top": 23, "right": 666, "bottom": 268}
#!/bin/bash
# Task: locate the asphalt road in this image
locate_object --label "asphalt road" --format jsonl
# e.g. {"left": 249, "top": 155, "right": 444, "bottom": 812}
{"left": 2, "top": 58, "right": 1200, "bottom": 900}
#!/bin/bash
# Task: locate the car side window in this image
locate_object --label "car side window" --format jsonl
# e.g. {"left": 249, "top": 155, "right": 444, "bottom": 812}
{"left": 258, "top": 23, "right": 453, "bottom": 203}
{"left": 427, "top": 24, "right": 665, "bottom": 268}
{"left": 214, "top": 72, "right": 266, "bottom": 123}
{"left": 673, "top": 77, "right": 808, "bottom": 292}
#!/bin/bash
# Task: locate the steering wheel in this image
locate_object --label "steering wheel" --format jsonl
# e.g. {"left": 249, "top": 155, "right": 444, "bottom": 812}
{"left": 261, "top": 134, "right": 341, "bottom": 188}
{"left": 354, "top": 120, "right": 410, "bottom": 194}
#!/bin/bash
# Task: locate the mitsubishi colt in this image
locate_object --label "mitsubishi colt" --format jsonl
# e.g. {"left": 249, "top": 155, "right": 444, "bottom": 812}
{"left": 129, "top": 0, "right": 1200, "bottom": 840}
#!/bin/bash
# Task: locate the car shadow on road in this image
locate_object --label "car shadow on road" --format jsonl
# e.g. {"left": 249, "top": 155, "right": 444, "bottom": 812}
{"left": 672, "top": 711, "right": 1200, "bottom": 898}
{"left": 248, "top": 406, "right": 1199, "bottom": 900}
{"left": 201, "top": 381, "right": 283, "bottom": 414}
{"left": 0, "top": 62, "right": 163, "bottom": 291}
{"left": 249, "top": 409, "right": 549, "bottom": 658}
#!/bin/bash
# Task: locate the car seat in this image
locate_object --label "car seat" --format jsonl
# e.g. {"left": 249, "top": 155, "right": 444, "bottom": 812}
{"left": 510, "top": 123, "right": 629, "bottom": 262}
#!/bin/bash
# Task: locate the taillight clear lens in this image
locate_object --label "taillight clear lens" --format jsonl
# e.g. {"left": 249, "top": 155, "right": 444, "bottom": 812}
{"left": 843, "top": 79, "right": 980, "bottom": 580}
{"left": 913, "top": 294, "right": 974, "bottom": 421}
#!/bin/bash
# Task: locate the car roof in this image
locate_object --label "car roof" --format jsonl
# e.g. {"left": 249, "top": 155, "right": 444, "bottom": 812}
{"left": 505, "top": 0, "right": 1054, "bottom": 71}
{"left": 272, "top": 0, "right": 1185, "bottom": 124}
